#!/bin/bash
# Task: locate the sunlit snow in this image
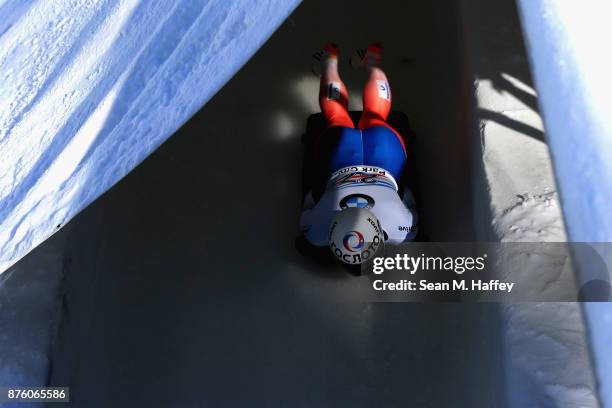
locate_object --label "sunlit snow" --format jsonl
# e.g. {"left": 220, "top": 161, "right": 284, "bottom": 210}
{"left": 0, "top": 0, "right": 300, "bottom": 273}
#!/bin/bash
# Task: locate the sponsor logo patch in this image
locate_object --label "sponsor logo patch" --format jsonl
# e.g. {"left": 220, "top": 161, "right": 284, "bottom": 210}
{"left": 343, "top": 230, "right": 365, "bottom": 252}
{"left": 327, "top": 82, "right": 342, "bottom": 100}
{"left": 340, "top": 194, "right": 375, "bottom": 209}
{"left": 333, "top": 171, "right": 396, "bottom": 190}
{"left": 328, "top": 166, "right": 398, "bottom": 191}
{"left": 376, "top": 80, "right": 390, "bottom": 101}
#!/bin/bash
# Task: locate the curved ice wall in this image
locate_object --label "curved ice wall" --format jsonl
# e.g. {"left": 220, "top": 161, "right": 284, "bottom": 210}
{"left": 518, "top": 1, "right": 612, "bottom": 405}
{"left": 0, "top": 0, "right": 300, "bottom": 273}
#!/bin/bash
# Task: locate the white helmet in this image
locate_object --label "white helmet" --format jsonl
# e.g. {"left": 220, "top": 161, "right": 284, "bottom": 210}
{"left": 328, "top": 207, "right": 384, "bottom": 265}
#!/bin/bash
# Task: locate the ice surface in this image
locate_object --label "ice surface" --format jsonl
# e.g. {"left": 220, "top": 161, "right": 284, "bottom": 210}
{"left": 493, "top": 192, "right": 598, "bottom": 407}
{"left": 0, "top": 230, "right": 66, "bottom": 392}
{"left": 0, "top": 0, "right": 300, "bottom": 274}
{"left": 462, "top": 0, "right": 598, "bottom": 405}
{"left": 478, "top": 74, "right": 599, "bottom": 408}
{"left": 518, "top": 1, "right": 612, "bottom": 405}
{"left": 0, "top": 0, "right": 601, "bottom": 405}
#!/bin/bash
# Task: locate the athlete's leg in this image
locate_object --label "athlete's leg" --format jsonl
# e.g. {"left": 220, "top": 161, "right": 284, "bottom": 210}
{"left": 318, "top": 43, "right": 353, "bottom": 128}
{"left": 358, "top": 43, "right": 392, "bottom": 129}
{"left": 357, "top": 43, "right": 407, "bottom": 157}
{"left": 312, "top": 44, "right": 358, "bottom": 199}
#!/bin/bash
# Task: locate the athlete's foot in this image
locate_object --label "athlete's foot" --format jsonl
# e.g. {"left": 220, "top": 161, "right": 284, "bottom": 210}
{"left": 311, "top": 42, "right": 340, "bottom": 76}
{"left": 365, "top": 42, "right": 383, "bottom": 69}
{"left": 350, "top": 42, "right": 383, "bottom": 70}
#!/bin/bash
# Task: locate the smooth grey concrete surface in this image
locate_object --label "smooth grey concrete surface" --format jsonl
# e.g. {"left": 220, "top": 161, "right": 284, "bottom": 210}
{"left": 41, "top": 1, "right": 503, "bottom": 406}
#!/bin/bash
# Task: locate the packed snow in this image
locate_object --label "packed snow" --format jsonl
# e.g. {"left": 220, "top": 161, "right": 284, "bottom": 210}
{"left": 0, "top": 0, "right": 300, "bottom": 274}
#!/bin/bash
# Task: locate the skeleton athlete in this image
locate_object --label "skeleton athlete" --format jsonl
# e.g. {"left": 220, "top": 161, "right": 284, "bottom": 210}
{"left": 299, "top": 43, "right": 418, "bottom": 265}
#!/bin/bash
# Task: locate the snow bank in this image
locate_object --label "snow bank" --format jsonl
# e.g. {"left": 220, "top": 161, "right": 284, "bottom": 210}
{"left": 0, "top": 0, "right": 300, "bottom": 274}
